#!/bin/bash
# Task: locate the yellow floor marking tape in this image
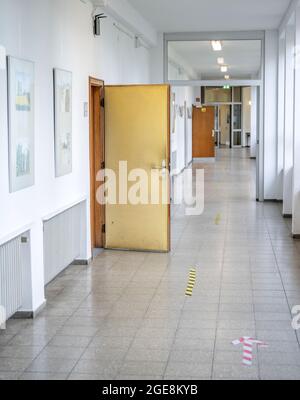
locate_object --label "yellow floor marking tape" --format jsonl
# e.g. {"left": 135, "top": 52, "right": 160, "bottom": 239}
{"left": 185, "top": 268, "right": 197, "bottom": 297}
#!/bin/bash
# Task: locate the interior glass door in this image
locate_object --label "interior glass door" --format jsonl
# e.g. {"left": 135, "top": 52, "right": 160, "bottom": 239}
{"left": 232, "top": 104, "right": 242, "bottom": 147}
{"left": 214, "top": 106, "right": 220, "bottom": 147}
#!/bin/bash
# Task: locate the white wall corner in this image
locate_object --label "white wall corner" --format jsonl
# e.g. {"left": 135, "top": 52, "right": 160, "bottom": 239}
{"left": 279, "top": 0, "right": 300, "bottom": 35}
{"left": 95, "top": 0, "right": 158, "bottom": 47}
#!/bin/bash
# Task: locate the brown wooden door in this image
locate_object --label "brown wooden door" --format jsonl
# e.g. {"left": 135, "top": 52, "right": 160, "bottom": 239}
{"left": 192, "top": 106, "right": 215, "bottom": 159}
{"left": 89, "top": 77, "right": 105, "bottom": 250}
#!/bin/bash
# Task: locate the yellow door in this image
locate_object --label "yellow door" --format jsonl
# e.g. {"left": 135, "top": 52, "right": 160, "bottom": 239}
{"left": 105, "top": 85, "right": 170, "bottom": 252}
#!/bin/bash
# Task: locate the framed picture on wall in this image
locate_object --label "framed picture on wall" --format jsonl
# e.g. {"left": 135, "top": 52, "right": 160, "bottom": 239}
{"left": 7, "top": 56, "right": 35, "bottom": 192}
{"left": 53, "top": 68, "right": 72, "bottom": 177}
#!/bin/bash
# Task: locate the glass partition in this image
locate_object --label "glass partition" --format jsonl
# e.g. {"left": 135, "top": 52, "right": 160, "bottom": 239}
{"left": 168, "top": 40, "right": 262, "bottom": 82}
{"left": 233, "top": 104, "right": 242, "bottom": 129}
{"left": 233, "top": 87, "right": 242, "bottom": 103}
{"left": 204, "top": 87, "right": 232, "bottom": 103}
{"left": 232, "top": 104, "right": 242, "bottom": 147}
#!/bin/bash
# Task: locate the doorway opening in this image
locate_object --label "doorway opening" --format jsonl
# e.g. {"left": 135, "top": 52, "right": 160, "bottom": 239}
{"left": 216, "top": 104, "right": 231, "bottom": 148}
{"left": 89, "top": 77, "right": 105, "bottom": 253}
{"left": 201, "top": 86, "right": 245, "bottom": 149}
{"left": 170, "top": 83, "right": 260, "bottom": 200}
{"left": 165, "top": 33, "right": 264, "bottom": 201}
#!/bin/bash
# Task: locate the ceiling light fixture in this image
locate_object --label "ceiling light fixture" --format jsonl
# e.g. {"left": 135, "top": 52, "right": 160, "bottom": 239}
{"left": 211, "top": 41, "right": 222, "bottom": 51}
{"left": 217, "top": 57, "right": 224, "bottom": 65}
{"left": 224, "top": 75, "right": 230, "bottom": 80}
{"left": 221, "top": 65, "right": 228, "bottom": 73}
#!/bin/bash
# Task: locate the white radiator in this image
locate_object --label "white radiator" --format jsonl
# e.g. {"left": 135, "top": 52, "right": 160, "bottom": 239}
{"left": 43, "top": 202, "right": 84, "bottom": 285}
{"left": 0, "top": 235, "right": 23, "bottom": 319}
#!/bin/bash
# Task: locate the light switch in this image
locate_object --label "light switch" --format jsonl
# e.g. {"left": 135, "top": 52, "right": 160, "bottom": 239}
{"left": 83, "top": 102, "right": 88, "bottom": 118}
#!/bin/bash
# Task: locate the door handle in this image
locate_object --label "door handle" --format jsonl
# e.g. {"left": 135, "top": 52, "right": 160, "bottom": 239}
{"left": 212, "top": 130, "right": 215, "bottom": 137}
{"left": 151, "top": 160, "right": 167, "bottom": 171}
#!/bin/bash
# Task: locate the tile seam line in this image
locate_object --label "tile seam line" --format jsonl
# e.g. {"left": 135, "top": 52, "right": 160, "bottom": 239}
{"left": 65, "top": 257, "right": 126, "bottom": 380}
{"left": 211, "top": 180, "right": 229, "bottom": 380}
{"left": 161, "top": 217, "right": 195, "bottom": 379}
{"left": 112, "top": 256, "right": 170, "bottom": 380}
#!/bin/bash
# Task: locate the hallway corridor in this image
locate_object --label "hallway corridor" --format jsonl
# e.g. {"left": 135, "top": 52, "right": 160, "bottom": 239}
{"left": 1, "top": 149, "right": 300, "bottom": 380}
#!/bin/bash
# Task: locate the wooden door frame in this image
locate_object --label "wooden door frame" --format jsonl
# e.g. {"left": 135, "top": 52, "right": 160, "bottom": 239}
{"left": 89, "top": 77, "right": 105, "bottom": 251}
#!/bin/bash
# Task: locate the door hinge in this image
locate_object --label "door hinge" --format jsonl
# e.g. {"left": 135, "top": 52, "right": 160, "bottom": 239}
{"left": 100, "top": 98, "right": 105, "bottom": 108}
{"left": 102, "top": 224, "right": 106, "bottom": 234}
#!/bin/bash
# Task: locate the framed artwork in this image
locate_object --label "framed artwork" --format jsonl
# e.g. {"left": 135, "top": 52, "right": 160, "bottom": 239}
{"left": 53, "top": 68, "right": 72, "bottom": 177}
{"left": 7, "top": 56, "right": 35, "bottom": 192}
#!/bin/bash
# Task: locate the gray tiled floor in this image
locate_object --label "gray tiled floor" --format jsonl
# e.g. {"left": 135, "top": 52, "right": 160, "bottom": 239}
{"left": 1, "top": 148, "right": 300, "bottom": 380}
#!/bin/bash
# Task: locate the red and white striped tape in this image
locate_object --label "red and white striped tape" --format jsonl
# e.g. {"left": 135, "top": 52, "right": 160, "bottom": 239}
{"left": 232, "top": 337, "right": 268, "bottom": 366}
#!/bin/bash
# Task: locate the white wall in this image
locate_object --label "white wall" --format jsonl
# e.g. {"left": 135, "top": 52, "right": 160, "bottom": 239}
{"left": 0, "top": 0, "right": 153, "bottom": 313}
{"left": 250, "top": 86, "right": 257, "bottom": 158}
{"left": 168, "top": 61, "right": 194, "bottom": 173}
{"left": 171, "top": 86, "right": 194, "bottom": 173}
{"left": 264, "top": 30, "right": 279, "bottom": 200}
{"left": 283, "top": 24, "right": 295, "bottom": 215}
{"left": 277, "top": 35, "right": 286, "bottom": 199}
{"left": 293, "top": 3, "right": 300, "bottom": 235}
{"left": 97, "top": 0, "right": 157, "bottom": 47}
{"left": 94, "top": 13, "right": 151, "bottom": 84}
{"left": 150, "top": 33, "right": 164, "bottom": 84}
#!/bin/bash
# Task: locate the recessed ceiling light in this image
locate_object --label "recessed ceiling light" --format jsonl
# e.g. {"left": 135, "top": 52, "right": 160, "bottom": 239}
{"left": 211, "top": 41, "right": 222, "bottom": 51}
{"left": 221, "top": 65, "right": 228, "bottom": 73}
{"left": 217, "top": 57, "right": 224, "bottom": 65}
{"left": 224, "top": 75, "right": 230, "bottom": 80}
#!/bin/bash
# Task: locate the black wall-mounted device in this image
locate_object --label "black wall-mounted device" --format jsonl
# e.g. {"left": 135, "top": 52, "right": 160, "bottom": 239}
{"left": 94, "top": 13, "right": 107, "bottom": 36}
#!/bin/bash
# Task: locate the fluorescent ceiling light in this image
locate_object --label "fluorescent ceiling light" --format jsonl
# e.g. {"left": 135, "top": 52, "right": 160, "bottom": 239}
{"left": 224, "top": 75, "right": 230, "bottom": 80}
{"left": 217, "top": 57, "right": 224, "bottom": 65}
{"left": 221, "top": 65, "right": 228, "bottom": 73}
{"left": 211, "top": 41, "right": 222, "bottom": 51}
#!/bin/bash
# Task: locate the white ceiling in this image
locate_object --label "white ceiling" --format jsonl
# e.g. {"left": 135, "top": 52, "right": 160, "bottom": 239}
{"left": 169, "top": 40, "right": 262, "bottom": 80}
{"left": 127, "top": 0, "right": 291, "bottom": 32}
